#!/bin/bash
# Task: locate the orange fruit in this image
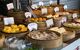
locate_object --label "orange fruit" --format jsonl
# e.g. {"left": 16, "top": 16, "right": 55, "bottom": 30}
{"left": 43, "top": 18, "right": 46, "bottom": 21}
{"left": 39, "top": 18, "right": 43, "bottom": 22}
{"left": 35, "top": 18, "right": 38, "bottom": 22}
{"left": 31, "top": 18, "right": 35, "bottom": 21}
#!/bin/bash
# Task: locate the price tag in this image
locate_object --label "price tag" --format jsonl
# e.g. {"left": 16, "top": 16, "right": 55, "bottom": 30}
{"left": 72, "top": 13, "right": 78, "bottom": 19}
{"left": 39, "top": 1, "right": 44, "bottom": 6}
{"left": 46, "top": 19, "right": 54, "bottom": 28}
{"left": 64, "top": 5, "right": 68, "bottom": 10}
{"left": 7, "top": 3, "right": 14, "bottom": 10}
{"left": 25, "top": 12, "right": 32, "bottom": 18}
{"left": 49, "top": 0, "right": 53, "bottom": 5}
{"left": 28, "top": 23, "right": 38, "bottom": 31}
{"left": 31, "top": 4, "right": 38, "bottom": 9}
{"left": 61, "top": 17, "right": 67, "bottom": 23}
{"left": 61, "top": 39, "right": 80, "bottom": 50}
{"left": 3, "top": 17, "right": 14, "bottom": 25}
{"left": 54, "top": 7, "right": 59, "bottom": 12}
{"left": 41, "top": 8, "right": 47, "bottom": 14}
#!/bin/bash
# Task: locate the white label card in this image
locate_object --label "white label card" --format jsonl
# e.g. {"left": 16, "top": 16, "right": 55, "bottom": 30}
{"left": 64, "top": 5, "right": 68, "bottom": 10}
{"left": 4, "top": 17, "right": 14, "bottom": 25}
{"left": 31, "top": 4, "right": 38, "bottom": 9}
{"left": 41, "top": 8, "right": 47, "bottom": 14}
{"left": 28, "top": 23, "right": 38, "bottom": 31}
{"left": 7, "top": 3, "right": 14, "bottom": 10}
{"left": 46, "top": 19, "right": 54, "bottom": 28}
{"left": 39, "top": 1, "right": 44, "bottom": 6}
{"left": 72, "top": 13, "right": 78, "bottom": 19}
{"left": 54, "top": 7, "right": 59, "bottom": 12}
{"left": 50, "top": 0, "right": 53, "bottom": 5}
{"left": 25, "top": 12, "right": 32, "bottom": 18}
{"left": 61, "top": 17, "right": 67, "bottom": 23}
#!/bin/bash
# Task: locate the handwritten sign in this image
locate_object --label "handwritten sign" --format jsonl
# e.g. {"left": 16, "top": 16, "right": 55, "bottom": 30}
{"left": 7, "top": 3, "right": 14, "bottom": 10}
{"left": 64, "top": 5, "right": 68, "bottom": 10}
{"left": 31, "top": 4, "right": 38, "bottom": 9}
{"left": 39, "top": 1, "right": 44, "bottom": 6}
{"left": 46, "top": 19, "right": 54, "bottom": 28}
{"left": 3, "top": 17, "right": 14, "bottom": 25}
{"left": 28, "top": 23, "right": 38, "bottom": 31}
{"left": 72, "top": 13, "right": 78, "bottom": 19}
{"left": 49, "top": 0, "right": 53, "bottom": 5}
{"left": 25, "top": 12, "right": 32, "bottom": 18}
{"left": 61, "top": 17, "right": 67, "bottom": 23}
{"left": 54, "top": 7, "right": 59, "bottom": 12}
{"left": 41, "top": 8, "right": 47, "bottom": 14}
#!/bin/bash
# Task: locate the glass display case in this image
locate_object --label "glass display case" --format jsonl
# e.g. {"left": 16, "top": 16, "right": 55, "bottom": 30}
{"left": 0, "top": 0, "right": 80, "bottom": 50}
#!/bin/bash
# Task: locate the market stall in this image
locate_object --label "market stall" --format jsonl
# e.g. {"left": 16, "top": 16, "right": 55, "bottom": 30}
{"left": 0, "top": 0, "right": 80, "bottom": 50}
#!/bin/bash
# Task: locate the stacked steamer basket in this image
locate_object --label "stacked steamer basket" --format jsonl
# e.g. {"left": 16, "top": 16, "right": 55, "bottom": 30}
{"left": 25, "top": 17, "right": 47, "bottom": 31}
{"left": 26, "top": 30, "right": 63, "bottom": 50}
{"left": 47, "top": 6, "right": 54, "bottom": 14}
{"left": 49, "top": 27, "right": 76, "bottom": 42}
{"left": 32, "top": 8, "right": 41, "bottom": 17}
{"left": 37, "top": 22, "right": 47, "bottom": 30}
{"left": 63, "top": 31, "right": 75, "bottom": 42}
{"left": 8, "top": 10, "right": 25, "bottom": 24}
{"left": 30, "top": 1, "right": 76, "bottom": 49}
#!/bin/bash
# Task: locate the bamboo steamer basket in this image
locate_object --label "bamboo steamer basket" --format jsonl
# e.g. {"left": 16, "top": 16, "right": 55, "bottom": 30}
{"left": 65, "top": 9, "right": 80, "bottom": 17}
{"left": 32, "top": 9, "right": 41, "bottom": 16}
{"left": 1, "top": 24, "right": 27, "bottom": 38}
{"left": 76, "top": 30, "right": 80, "bottom": 34}
{"left": 32, "top": 6, "right": 55, "bottom": 17}
{"left": 63, "top": 31, "right": 75, "bottom": 42}
{"left": 8, "top": 10, "right": 25, "bottom": 24}
{"left": 63, "top": 22, "right": 80, "bottom": 31}
{"left": 27, "top": 30, "right": 63, "bottom": 48}
{"left": 65, "top": 9, "right": 80, "bottom": 13}
{"left": 25, "top": 22, "right": 47, "bottom": 30}
{"left": 63, "top": 25, "right": 80, "bottom": 31}
{"left": 54, "top": 17, "right": 62, "bottom": 27}
{"left": 67, "top": 14, "right": 73, "bottom": 22}
{"left": 24, "top": 18, "right": 47, "bottom": 31}
{"left": 37, "top": 22, "right": 47, "bottom": 30}
{"left": 47, "top": 6, "right": 55, "bottom": 14}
